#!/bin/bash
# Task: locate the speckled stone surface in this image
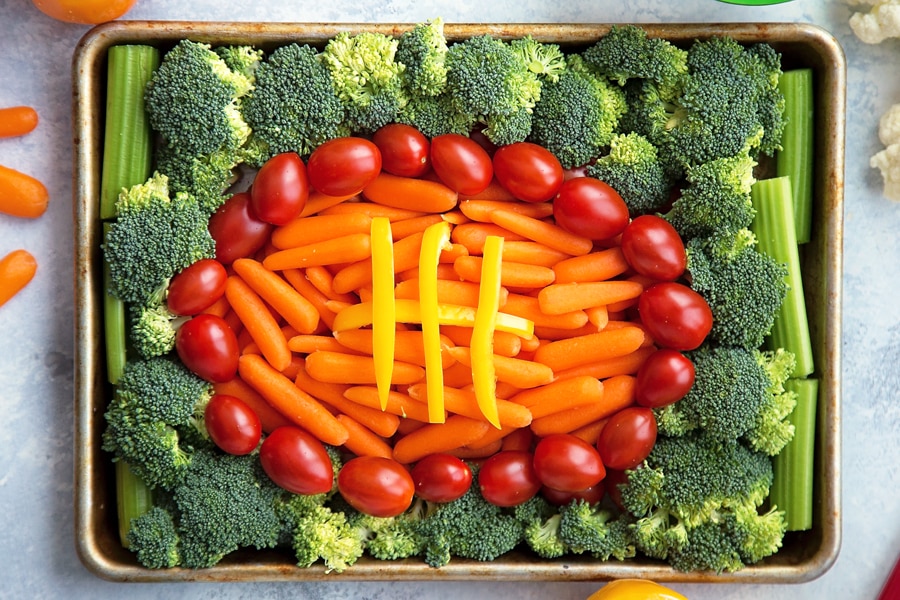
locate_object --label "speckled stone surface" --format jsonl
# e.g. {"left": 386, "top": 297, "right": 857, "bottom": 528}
{"left": 1, "top": 0, "right": 898, "bottom": 598}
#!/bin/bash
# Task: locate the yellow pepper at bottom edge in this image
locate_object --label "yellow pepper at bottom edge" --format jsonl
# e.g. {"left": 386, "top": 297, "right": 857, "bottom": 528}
{"left": 587, "top": 579, "right": 688, "bottom": 600}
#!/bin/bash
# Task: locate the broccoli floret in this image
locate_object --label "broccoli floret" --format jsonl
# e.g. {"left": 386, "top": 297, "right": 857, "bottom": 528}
{"left": 663, "top": 37, "right": 785, "bottom": 168}
{"left": 586, "top": 132, "right": 673, "bottom": 216}
{"left": 278, "top": 492, "right": 364, "bottom": 573}
{"left": 344, "top": 499, "right": 427, "bottom": 561}
{"left": 481, "top": 106, "right": 533, "bottom": 147}
{"left": 320, "top": 31, "right": 407, "bottom": 134}
{"left": 215, "top": 45, "right": 264, "bottom": 83}
{"left": 417, "top": 473, "right": 524, "bottom": 567}
{"left": 128, "top": 283, "right": 189, "bottom": 359}
{"left": 145, "top": 40, "right": 252, "bottom": 156}
{"left": 523, "top": 513, "right": 569, "bottom": 559}
{"left": 509, "top": 36, "right": 567, "bottom": 83}
{"left": 241, "top": 44, "right": 349, "bottom": 164}
{"left": 126, "top": 506, "right": 181, "bottom": 569}
{"left": 397, "top": 18, "right": 449, "bottom": 96}
{"left": 155, "top": 144, "right": 240, "bottom": 215}
{"left": 620, "top": 432, "right": 785, "bottom": 572}
{"left": 666, "top": 149, "right": 758, "bottom": 243}
{"left": 685, "top": 233, "right": 788, "bottom": 350}
{"left": 744, "top": 348, "right": 798, "bottom": 456}
{"left": 173, "top": 448, "right": 283, "bottom": 568}
{"left": 583, "top": 24, "right": 688, "bottom": 102}
{"left": 557, "top": 499, "right": 636, "bottom": 560}
{"left": 445, "top": 34, "right": 542, "bottom": 144}
{"left": 396, "top": 92, "right": 476, "bottom": 138}
{"left": 529, "top": 55, "right": 626, "bottom": 168}
{"left": 654, "top": 344, "right": 795, "bottom": 447}
{"left": 102, "top": 356, "right": 213, "bottom": 489}
{"left": 103, "top": 172, "right": 216, "bottom": 306}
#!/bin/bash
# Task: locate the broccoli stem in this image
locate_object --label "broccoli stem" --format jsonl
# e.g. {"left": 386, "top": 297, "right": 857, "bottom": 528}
{"left": 115, "top": 460, "right": 155, "bottom": 547}
{"left": 99, "top": 45, "right": 160, "bottom": 221}
{"left": 776, "top": 68, "right": 815, "bottom": 244}
{"left": 770, "top": 377, "right": 818, "bottom": 531}
{"left": 750, "top": 176, "right": 814, "bottom": 377}
{"left": 103, "top": 223, "right": 127, "bottom": 385}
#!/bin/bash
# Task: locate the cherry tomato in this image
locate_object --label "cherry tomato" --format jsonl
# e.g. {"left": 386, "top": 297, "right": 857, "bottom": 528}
{"left": 250, "top": 152, "right": 309, "bottom": 226}
{"left": 638, "top": 282, "right": 713, "bottom": 351}
{"left": 532, "top": 434, "right": 606, "bottom": 493}
{"left": 174, "top": 314, "right": 239, "bottom": 383}
{"left": 603, "top": 468, "right": 629, "bottom": 511}
{"left": 259, "top": 426, "right": 334, "bottom": 495}
{"left": 372, "top": 123, "right": 430, "bottom": 178}
{"left": 32, "top": 0, "right": 136, "bottom": 24}
{"left": 430, "top": 133, "right": 493, "bottom": 196}
{"left": 410, "top": 453, "right": 473, "bottom": 503}
{"left": 205, "top": 394, "right": 262, "bottom": 455}
{"left": 468, "top": 127, "right": 498, "bottom": 156}
{"left": 553, "top": 177, "right": 630, "bottom": 241}
{"left": 541, "top": 482, "right": 606, "bottom": 507}
{"left": 596, "top": 407, "right": 658, "bottom": 471}
{"left": 635, "top": 349, "right": 696, "bottom": 408}
{"left": 492, "top": 142, "right": 564, "bottom": 203}
{"left": 207, "top": 191, "right": 273, "bottom": 265}
{"left": 620, "top": 215, "right": 687, "bottom": 281}
{"left": 338, "top": 456, "right": 416, "bottom": 517}
{"left": 166, "top": 259, "right": 227, "bottom": 316}
{"left": 307, "top": 137, "right": 382, "bottom": 196}
{"left": 478, "top": 451, "right": 541, "bottom": 507}
{"left": 563, "top": 164, "right": 590, "bottom": 180}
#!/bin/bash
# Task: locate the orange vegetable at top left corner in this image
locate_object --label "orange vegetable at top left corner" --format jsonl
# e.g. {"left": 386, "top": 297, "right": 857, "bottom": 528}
{"left": 32, "top": 0, "right": 137, "bottom": 25}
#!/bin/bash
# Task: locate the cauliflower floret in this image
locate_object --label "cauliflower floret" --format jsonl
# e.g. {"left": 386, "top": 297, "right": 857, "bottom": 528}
{"left": 848, "top": 0, "right": 900, "bottom": 44}
{"left": 878, "top": 104, "right": 900, "bottom": 146}
{"left": 871, "top": 143, "right": 900, "bottom": 201}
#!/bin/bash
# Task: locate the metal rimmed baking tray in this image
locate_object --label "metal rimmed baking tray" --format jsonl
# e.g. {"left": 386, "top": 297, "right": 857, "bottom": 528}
{"left": 72, "top": 20, "right": 844, "bottom": 583}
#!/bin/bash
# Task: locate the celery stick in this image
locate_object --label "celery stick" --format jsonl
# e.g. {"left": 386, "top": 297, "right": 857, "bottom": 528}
{"left": 751, "top": 176, "right": 814, "bottom": 377}
{"left": 770, "top": 378, "right": 818, "bottom": 531}
{"left": 116, "top": 460, "right": 155, "bottom": 547}
{"left": 99, "top": 45, "right": 160, "bottom": 221}
{"left": 103, "top": 223, "right": 126, "bottom": 385}
{"left": 776, "top": 68, "right": 815, "bottom": 244}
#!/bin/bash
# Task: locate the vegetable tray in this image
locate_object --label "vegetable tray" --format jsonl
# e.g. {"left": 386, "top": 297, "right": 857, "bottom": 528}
{"left": 72, "top": 20, "right": 845, "bottom": 584}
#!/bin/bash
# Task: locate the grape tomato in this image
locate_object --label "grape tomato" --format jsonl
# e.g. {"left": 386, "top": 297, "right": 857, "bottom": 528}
{"left": 553, "top": 177, "right": 630, "bottom": 241}
{"left": 174, "top": 313, "right": 239, "bottom": 383}
{"left": 250, "top": 152, "right": 309, "bottom": 226}
{"left": 478, "top": 450, "right": 542, "bottom": 507}
{"left": 207, "top": 191, "right": 273, "bottom": 265}
{"left": 205, "top": 394, "right": 262, "bottom": 455}
{"left": 635, "top": 349, "right": 696, "bottom": 408}
{"left": 638, "top": 282, "right": 713, "bottom": 351}
{"left": 166, "top": 258, "right": 227, "bottom": 316}
{"left": 596, "top": 407, "right": 658, "bottom": 471}
{"left": 430, "top": 133, "right": 493, "bottom": 196}
{"left": 492, "top": 142, "right": 564, "bottom": 203}
{"left": 620, "top": 215, "right": 686, "bottom": 281}
{"left": 260, "top": 426, "right": 334, "bottom": 495}
{"left": 307, "top": 137, "right": 382, "bottom": 196}
{"left": 372, "top": 123, "right": 431, "bottom": 178}
{"left": 338, "top": 456, "right": 415, "bottom": 517}
{"left": 532, "top": 434, "right": 606, "bottom": 493}
{"left": 410, "top": 453, "right": 473, "bottom": 503}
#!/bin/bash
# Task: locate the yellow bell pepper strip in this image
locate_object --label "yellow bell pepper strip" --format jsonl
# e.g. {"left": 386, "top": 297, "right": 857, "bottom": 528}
{"left": 586, "top": 579, "right": 688, "bottom": 600}
{"left": 370, "top": 217, "right": 396, "bottom": 411}
{"left": 470, "top": 234, "right": 504, "bottom": 429}
{"left": 419, "top": 221, "right": 453, "bottom": 423}
{"left": 332, "top": 299, "right": 534, "bottom": 339}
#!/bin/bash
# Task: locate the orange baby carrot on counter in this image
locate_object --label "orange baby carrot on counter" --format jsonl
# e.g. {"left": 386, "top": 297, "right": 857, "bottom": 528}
{"left": 0, "top": 106, "right": 39, "bottom": 138}
{"left": 0, "top": 164, "right": 48, "bottom": 219}
{"left": 320, "top": 200, "right": 426, "bottom": 222}
{"left": 238, "top": 354, "right": 349, "bottom": 446}
{"left": 0, "top": 249, "right": 37, "bottom": 308}
{"left": 500, "top": 241, "right": 571, "bottom": 268}
{"left": 392, "top": 414, "right": 491, "bottom": 464}
{"left": 225, "top": 275, "right": 292, "bottom": 372}
{"left": 362, "top": 171, "right": 459, "bottom": 213}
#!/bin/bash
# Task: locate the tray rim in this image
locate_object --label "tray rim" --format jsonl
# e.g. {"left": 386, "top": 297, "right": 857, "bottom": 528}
{"left": 72, "top": 19, "right": 845, "bottom": 584}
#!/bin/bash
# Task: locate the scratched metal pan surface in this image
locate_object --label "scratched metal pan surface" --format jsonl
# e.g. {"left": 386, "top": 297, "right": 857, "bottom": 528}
{"left": 72, "top": 20, "right": 844, "bottom": 583}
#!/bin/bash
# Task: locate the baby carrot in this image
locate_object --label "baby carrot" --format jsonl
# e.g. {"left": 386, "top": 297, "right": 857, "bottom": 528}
{"left": 362, "top": 172, "right": 459, "bottom": 213}
{"left": 530, "top": 374, "right": 637, "bottom": 437}
{"left": 0, "top": 164, "right": 48, "bottom": 219}
{"left": 459, "top": 199, "right": 553, "bottom": 222}
{"left": 299, "top": 190, "right": 359, "bottom": 217}
{"left": 554, "top": 346, "right": 655, "bottom": 381}
{"left": 305, "top": 350, "right": 425, "bottom": 385}
{"left": 407, "top": 383, "right": 533, "bottom": 429}
{"left": 447, "top": 346, "right": 555, "bottom": 389}
{"left": 232, "top": 258, "right": 320, "bottom": 334}
{"left": 304, "top": 265, "right": 356, "bottom": 303}
{"left": 538, "top": 280, "right": 644, "bottom": 315}
{"left": 489, "top": 209, "right": 593, "bottom": 256}
{"left": 451, "top": 222, "right": 527, "bottom": 254}
{"left": 503, "top": 293, "right": 589, "bottom": 330}
{"left": 0, "top": 249, "right": 37, "bottom": 308}
{"left": 570, "top": 417, "right": 610, "bottom": 445}
{"left": 453, "top": 255, "right": 556, "bottom": 289}
{"left": 509, "top": 375, "right": 604, "bottom": 419}
{"left": 533, "top": 326, "right": 646, "bottom": 373}
{"left": 501, "top": 426, "right": 534, "bottom": 452}
{"left": 440, "top": 325, "right": 522, "bottom": 357}
{"left": 331, "top": 231, "right": 424, "bottom": 294}
{"left": 0, "top": 106, "right": 39, "bottom": 138}
{"left": 200, "top": 294, "right": 231, "bottom": 318}
{"left": 585, "top": 305, "right": 609, "bottom": 330}
{"left": 287, "top": 334, "right": 351, "bottom": 354}
{"left": 395, "top": 278, "right": 506, "bottom": 308}
{"left": 270, "top": 212, "right": 372, "bottom": 249}
{"left": 212, "top": 377, "right": 293, "bottom": 434}
{"left": 320, "top": 200, "right": 426, "bottom": 221}
{"left": 458, "top": 177, "right": 516, "bottom": 201}
{"left": 294, "top": 363, "right": 400, "bottom": 438}
{"left": 552, "top": 247, "right": 630, "bottom": 283}
{"left": 501, "top": 241, "right": 571, "bottom": 268}
{"left": 334, "top": 328, "right": 456, "bottom": 368}
{"left": 238, "top": 354, "right": 349, "bottom": 446}
{"left": 282, "top": 268, "right": 338, "bottom": 330}
{"left": 448, "top": 439, "right": 504, "bottom": 459}
{"left": 337, "top": 414, "right": 394, "bottom": 459}
{"left": 263, "top": 232, "right": 371, "bottom": 271}
{"left": 391, "top": 214, "right": 445, "bottom": 239}
{"left": 392, "top": 414, "right": 491, "bottom": 464}
{"left": 225, "top": 276, "right": 292, "bottom": 372}
{"left": 343, "top": 385, "right": 434, "bottom": 423}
